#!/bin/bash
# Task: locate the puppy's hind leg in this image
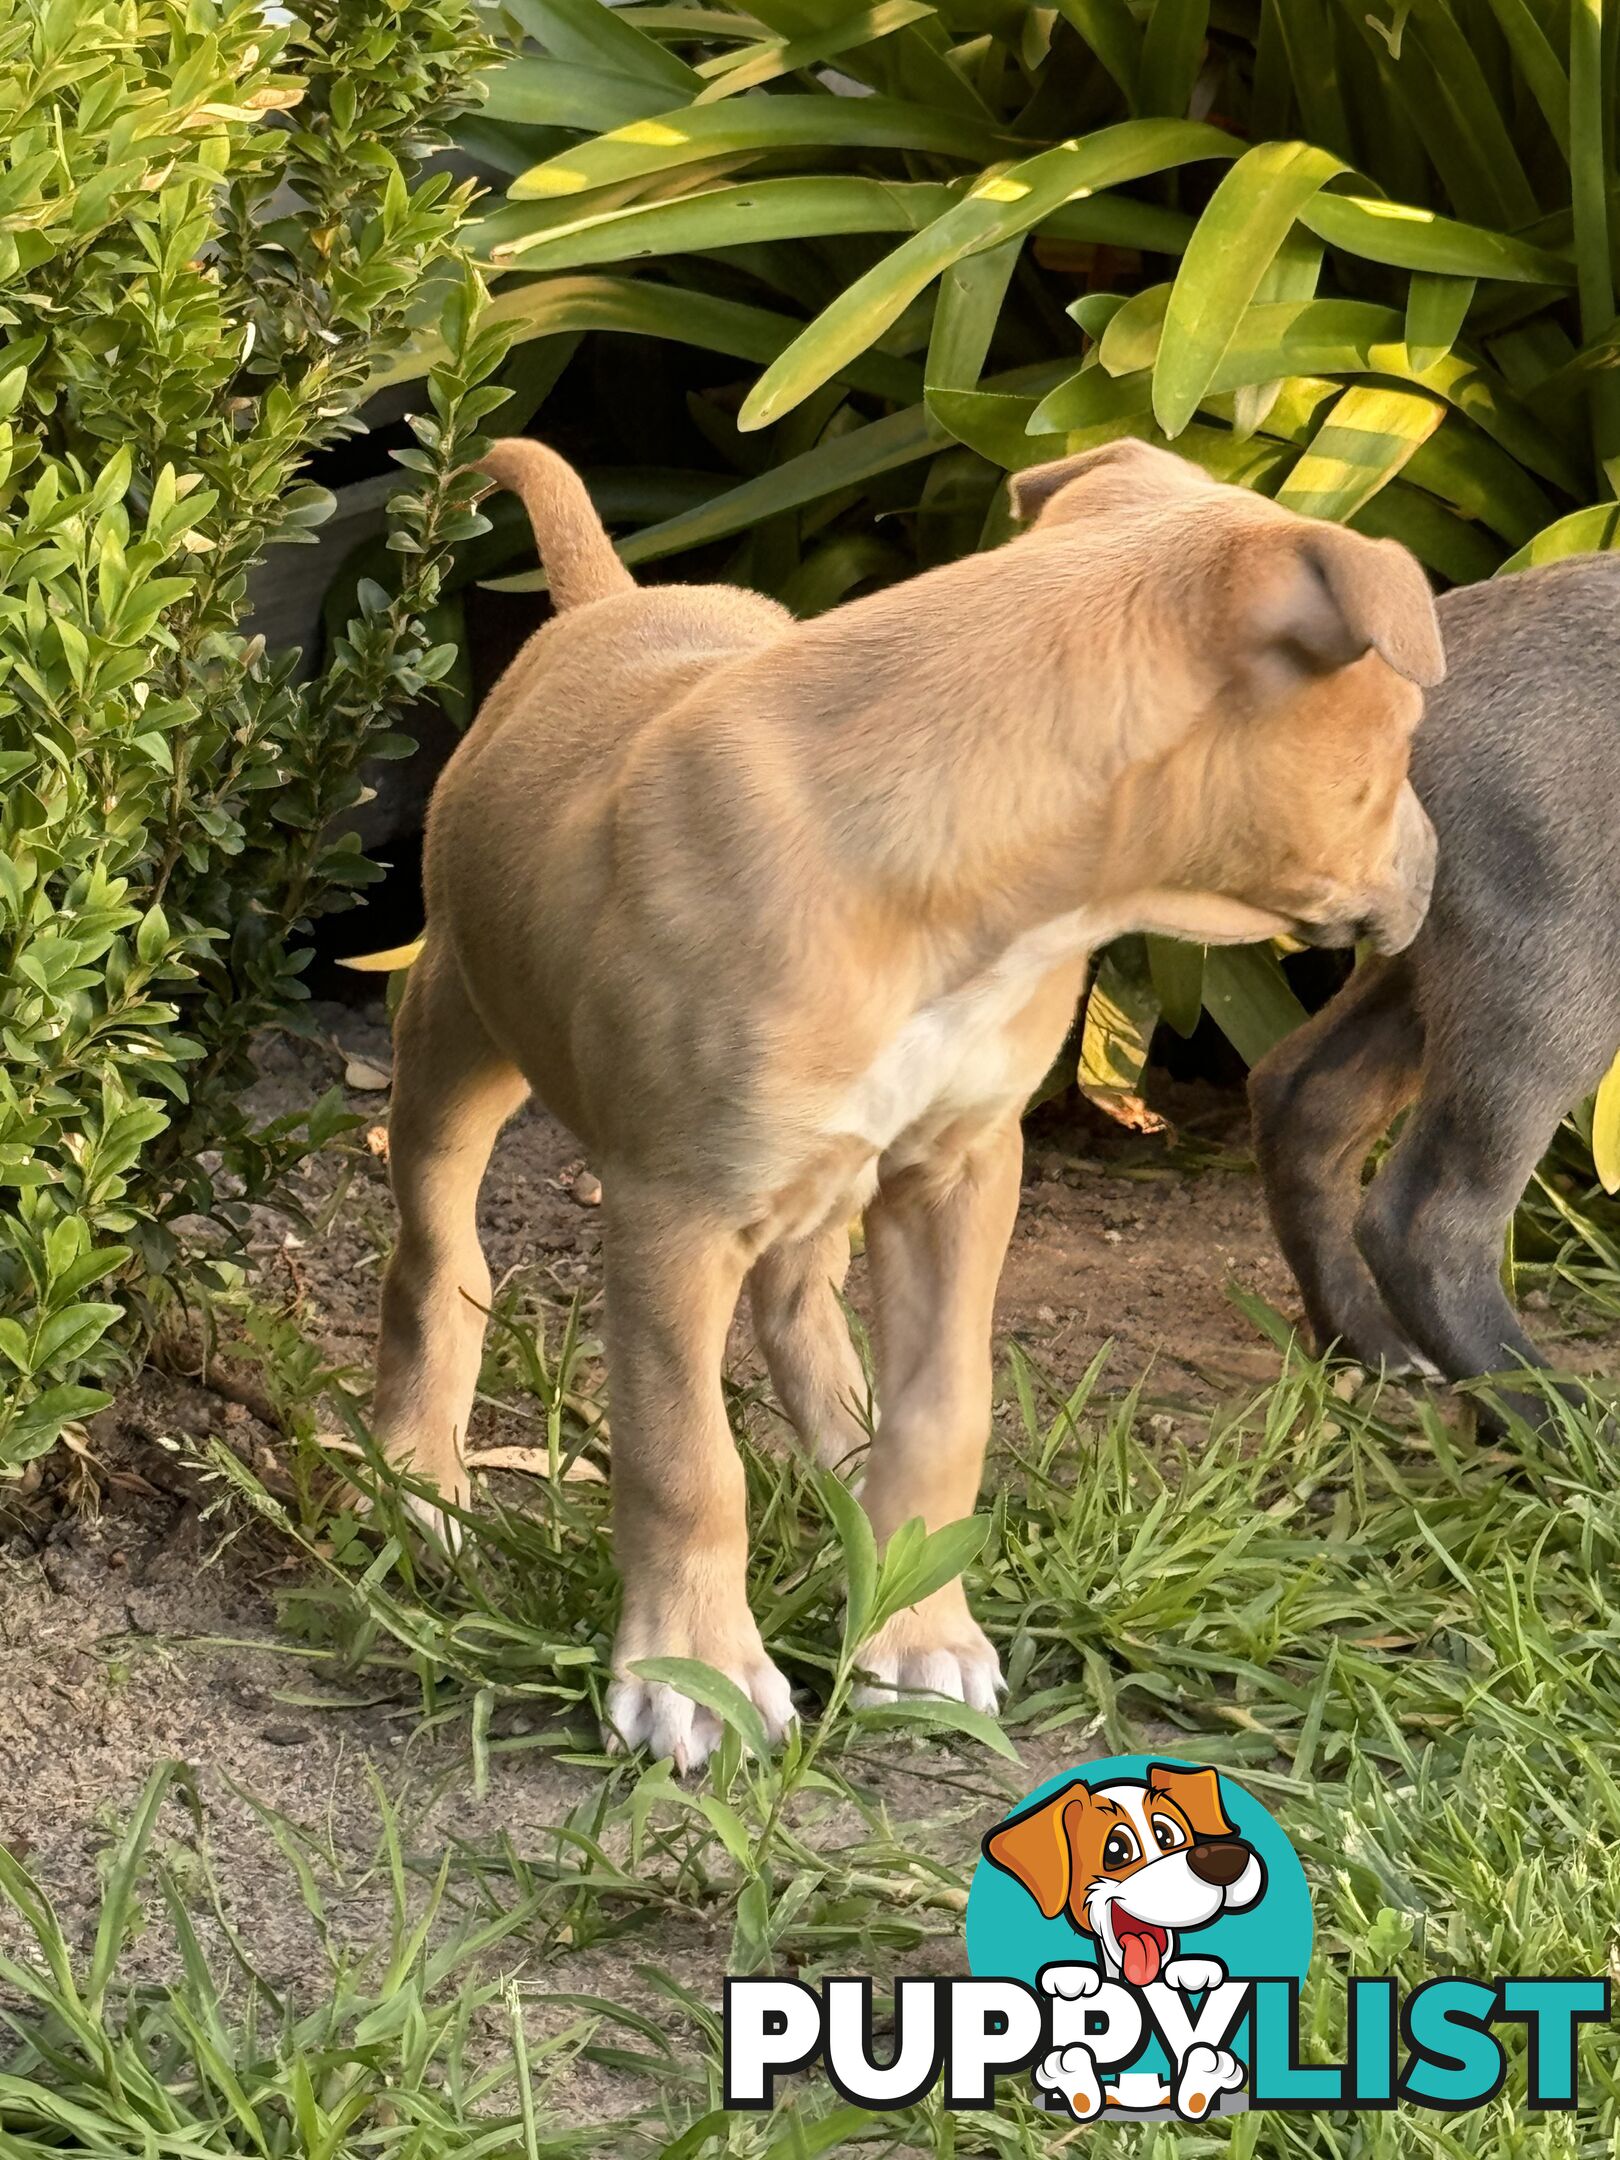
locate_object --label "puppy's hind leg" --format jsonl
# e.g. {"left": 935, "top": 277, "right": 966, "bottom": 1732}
{"left": 748, "top": 1220, "right": 871, "bottom": 1474}
{"left": 374, "top": 942, "right": 529, "bottom": 1531}
{"left": 1355, "top": 992, "right": 1618, "bottom": 1432}
{"left": 1249, "top": 957, "right": 1431, "bottom": 1374}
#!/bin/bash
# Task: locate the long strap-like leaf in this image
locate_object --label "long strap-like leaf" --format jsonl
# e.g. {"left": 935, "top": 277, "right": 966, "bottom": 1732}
{"left": 737, "top": 119, "right": 1238, "bottom": 429}
{"left": 1152, "top": 142, "right": 1345, "bottom": 437}
{"left": 508, "top": 92, "right": 1021, "bottom": 201}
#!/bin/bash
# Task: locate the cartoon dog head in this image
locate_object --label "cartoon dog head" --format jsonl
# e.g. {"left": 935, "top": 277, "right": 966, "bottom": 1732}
{"left": 983, "top": 1764, "right": 1266, "bottom": 1987}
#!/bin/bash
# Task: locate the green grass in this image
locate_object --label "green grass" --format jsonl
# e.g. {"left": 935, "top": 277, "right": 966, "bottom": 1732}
{"left": 5, "top": 1292, "right": 1619, "bottom": 2154}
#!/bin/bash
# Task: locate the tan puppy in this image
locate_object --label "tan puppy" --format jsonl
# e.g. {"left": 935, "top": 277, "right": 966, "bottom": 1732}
{"left": 373, "top": 435, "right": 1442, "bottom": 1771}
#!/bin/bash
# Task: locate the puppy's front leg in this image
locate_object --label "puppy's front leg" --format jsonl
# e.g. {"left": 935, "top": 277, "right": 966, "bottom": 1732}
{"left": 601, "top": 1182, "right": 795, "bottom": 1772}
{"left": 855, "top": 1114, "right": 1022, "bottom": 1715}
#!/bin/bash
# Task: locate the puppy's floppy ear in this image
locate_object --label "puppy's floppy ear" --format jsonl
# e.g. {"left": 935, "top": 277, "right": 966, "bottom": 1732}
{"left": 1009, "top": 437, "right": 1206, "bottom": 526}
{"left": 1255, "top": 524, "right": 1446, "bottom": 688}
{"left": 1147, "top": 1764, "right": 1236, "bottom": 1843}
{"left": 984, "top": 1783, "right": 1086, "bottom": 1918}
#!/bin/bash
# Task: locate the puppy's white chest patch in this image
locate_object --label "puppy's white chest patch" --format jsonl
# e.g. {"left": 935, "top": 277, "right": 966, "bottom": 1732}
{"left": 825, "top": 907, "right": 1112, "bottom": 1152}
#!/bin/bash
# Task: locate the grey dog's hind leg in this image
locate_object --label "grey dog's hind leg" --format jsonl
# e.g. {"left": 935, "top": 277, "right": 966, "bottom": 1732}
{"left": 1353, "top": 989, "right": 1618, "bottom": 1430}
{"left": 1249, "top": 957, "right": 1431, "bottom": 1373}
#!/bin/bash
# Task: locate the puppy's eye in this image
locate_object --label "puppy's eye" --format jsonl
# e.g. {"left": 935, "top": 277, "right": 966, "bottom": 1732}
{"left": 1102, "top": 1829, "right": 1139, "bottom": 1870}
{"left": 1151, "top": 1815, "right": 1186, "bottom": 1853}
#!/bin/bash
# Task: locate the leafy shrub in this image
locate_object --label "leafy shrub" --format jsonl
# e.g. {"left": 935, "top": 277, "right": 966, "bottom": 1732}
{"left": 0, "top": 0, "right": 512, "bottom": 1466}
{"left": 423, "top": 0, "right": 1620, "bottom": 1122}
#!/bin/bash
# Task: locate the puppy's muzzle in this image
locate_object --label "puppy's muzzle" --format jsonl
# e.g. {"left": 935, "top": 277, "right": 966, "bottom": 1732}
{"left": 1186, "top": 1838, "right": 1255, "bottom": 1888}
{"left": 1299, "top": 784, "right": 1437, "bottom": 957}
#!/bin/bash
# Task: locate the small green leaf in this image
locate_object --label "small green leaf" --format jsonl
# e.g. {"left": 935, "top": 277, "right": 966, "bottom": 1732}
{"left": 849, "top": 1692, "right": 1020, "bottom": 1761}
{"left": 135, "top": 904, "right": 170, "bottom": 965}
{"left": 34, "top": 1300, "right": 123, "bottom": 1370}
{"left": 870, "top": 1514, "right": 989, "bottom": 1635}
{"left": 818, "top": 1469, "right": 879, "bottom": 1654}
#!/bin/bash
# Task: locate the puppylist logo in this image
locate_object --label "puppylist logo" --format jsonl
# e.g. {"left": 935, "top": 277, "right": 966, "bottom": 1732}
{"left": 725, "top": 1755, "right": 1609, "bottom": 2120}
{"left": 976, "top": 1755, "right": 1284, "bottom": 2119}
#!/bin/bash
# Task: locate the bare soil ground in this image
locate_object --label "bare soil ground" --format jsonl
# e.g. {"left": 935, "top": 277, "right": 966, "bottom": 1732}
{"left": 6, "top": 1000, "right": 1613, "bottom": 2116}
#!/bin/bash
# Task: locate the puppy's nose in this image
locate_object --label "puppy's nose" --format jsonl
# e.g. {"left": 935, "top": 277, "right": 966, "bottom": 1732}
{"left": 1187, "top": 1839, "right": 1251, "bottom": 1887}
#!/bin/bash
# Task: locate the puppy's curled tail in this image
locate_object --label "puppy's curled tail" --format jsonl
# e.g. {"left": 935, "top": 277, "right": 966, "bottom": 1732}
{"left": 473, "top": 437, "right": 634, "bottom": 612}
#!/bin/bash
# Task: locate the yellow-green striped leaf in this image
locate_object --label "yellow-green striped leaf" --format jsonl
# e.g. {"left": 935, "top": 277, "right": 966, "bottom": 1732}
{"left": 1129, "top": 297, "right": 1583, "bottom": 495}
{"left": 1594, "top": 1050, "right": 1620, "bottom": 1194}
{"left": 481, "top": 58, "right": 676, "bottom": 131}
{"left": 1079, "top": 941, "right": 1161, "bottom": 1111}
{"left": 479, "top": 173, "right": 1194, "bottom": 270}
{"left": 1275, "top": 383, "right": 1446, "bottom": 522}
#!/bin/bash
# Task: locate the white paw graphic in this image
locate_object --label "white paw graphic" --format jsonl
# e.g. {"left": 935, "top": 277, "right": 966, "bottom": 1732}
{"left": 1036, "top": 2044, "right": 1102, "bottom": 2121}
{"left": 1175, "top": 2042, "right": 1245, "bottom": 2120}
{"left": 1163, "top": 1955, "right": 1227, "bottom": 1994}
{"left": 1041, "top": 1961, "right": 1103, "bottom": 1999}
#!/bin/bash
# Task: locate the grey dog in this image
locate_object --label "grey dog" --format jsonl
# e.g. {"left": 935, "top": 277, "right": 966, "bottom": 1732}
{"left": 1250, "top": 555, "right": 1620, "bottom": 1428}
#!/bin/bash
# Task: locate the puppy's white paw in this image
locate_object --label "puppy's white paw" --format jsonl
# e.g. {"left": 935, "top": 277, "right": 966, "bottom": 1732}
{"left": 1035, "top": 2045, "right": 1102, "bottom": 2121}
{"left": 403, "top": 1491, "right": 465, "bottom": 1552}
{"left": 604, "top": 1587, "right": 796, "bottom": 1775}
{"left": 1042, "top": 1962, "right": 1104, "bottom": 2000}
{"left": 852, "top": 1593, "right": 1004, "bottom": 1716}
{"left": 1175, "top": 2042, "right": 1245, "bottom": 2120}
{"left": 1162, "top": 1955, "right": 1226, "bottom": 1994}
{"left": 383, "top": 1467, "right": 468, "bottom": 1554}
{"left": 603, "top": 1660, "right": 795, "bottom": 1775}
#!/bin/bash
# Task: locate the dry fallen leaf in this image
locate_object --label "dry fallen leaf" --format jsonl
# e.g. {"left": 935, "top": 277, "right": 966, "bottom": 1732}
{"left": 572, "top": 1170, "right": 603, "bottom": 1207}
{"left": 466, "top": 1445, "right": 607, "bottom": 1482}
{"left": 344, "top": 1055, "right": 392, "bottom": 1092}
{"left": 1088, "top": 1090, "right": 1171, "bottom": 1136}
{"left": 312, "top": 1432, "right": 366, "bottom": 1457}
{"left": 365, "top": 1124, "right": 390, "bottom": 1161}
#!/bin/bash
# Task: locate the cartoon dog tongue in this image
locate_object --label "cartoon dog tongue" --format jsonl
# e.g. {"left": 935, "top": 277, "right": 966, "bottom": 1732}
{"left": 1116, "top": 1916, "right": 1165, "bottom": 1986}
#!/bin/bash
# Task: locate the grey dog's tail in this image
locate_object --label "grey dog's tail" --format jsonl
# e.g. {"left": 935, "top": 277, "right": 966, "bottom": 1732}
{"left": 473, "top": 437, "right": 634, "bottom": 612}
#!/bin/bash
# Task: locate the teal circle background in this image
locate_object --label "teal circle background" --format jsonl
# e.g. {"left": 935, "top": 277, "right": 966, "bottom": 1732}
{"left": 964, "top": 1753, "right": 1313, "bottom": 2078}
